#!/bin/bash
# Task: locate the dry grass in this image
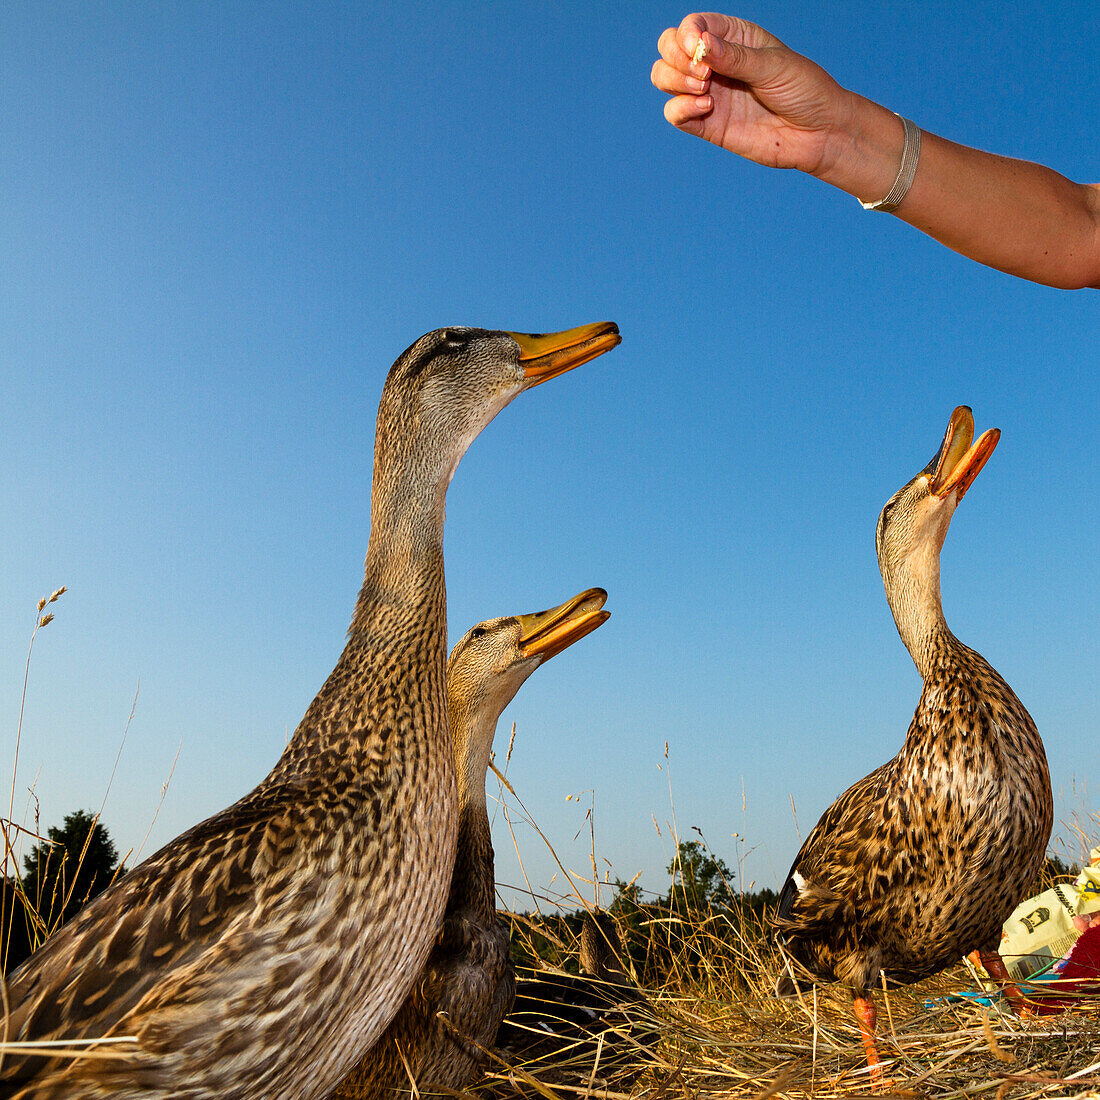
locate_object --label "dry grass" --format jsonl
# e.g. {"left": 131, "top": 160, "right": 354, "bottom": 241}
{"left": 482, "top": 760, "right": 1100, "bottom": 1100}
{"left": 2, "top": 586, "right": 68, "bottom": 975}
{"left": 481, "top": 902, "right": 1100, "bottom": 1100}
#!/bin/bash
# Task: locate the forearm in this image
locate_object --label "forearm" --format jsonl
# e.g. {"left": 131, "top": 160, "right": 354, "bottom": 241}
{"left": 819, "top": 94, "right": 1100, "bottom": 289}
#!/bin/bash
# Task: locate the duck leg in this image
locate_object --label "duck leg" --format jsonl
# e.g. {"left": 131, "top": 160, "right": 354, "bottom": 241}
{"left": 852, "top": 993, "right": 885, "bottom": 1080}
{"left": 978, "top": 950, "right": 1033, "bottom": 1017}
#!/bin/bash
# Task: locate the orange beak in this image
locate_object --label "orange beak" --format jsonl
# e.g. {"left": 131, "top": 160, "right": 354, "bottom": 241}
{"left": 518, "top": 588, "right": 610, "bottom": 662}
{"left": 929, "top": 406, "right": 1000, "bottom": 501}
{"left": 507, "top": 323, "right": 621, "bottom": 386}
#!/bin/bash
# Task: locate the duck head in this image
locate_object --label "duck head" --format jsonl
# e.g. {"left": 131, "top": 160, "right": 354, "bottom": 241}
{"left": 876, "top": 406, "right": 1000, "bottom": 665}
{"left": 447, "top": 588, "right": 610, "bottom": 804}
{"left": 373, "top": 324, "right": 621, "bottom": 506}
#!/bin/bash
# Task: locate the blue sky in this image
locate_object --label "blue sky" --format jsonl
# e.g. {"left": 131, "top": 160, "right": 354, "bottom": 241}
{"left": 2, "top": 1, "right": 1097, "bottom": 913}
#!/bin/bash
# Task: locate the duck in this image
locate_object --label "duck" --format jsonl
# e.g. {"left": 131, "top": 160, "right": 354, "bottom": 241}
{"left": 495, "top": 910, "right": 655, "bottom": 1085}
{"left": 0, "top": 323, "right": 621, "bottom": 1100}
{"left": 332, "top": 587, "right": 610, "bottom": 1100}
{"left": 774, "top": 406, "right": 1052, "bottom": 1077}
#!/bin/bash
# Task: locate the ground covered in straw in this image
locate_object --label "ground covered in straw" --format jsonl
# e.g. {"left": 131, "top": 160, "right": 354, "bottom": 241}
{"left": 482, "top": 913, "right": 1100, "bottom": 1100}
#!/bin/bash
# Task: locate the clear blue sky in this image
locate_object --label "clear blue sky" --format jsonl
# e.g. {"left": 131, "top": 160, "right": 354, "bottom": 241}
{"left": 2, "top": 1, "right": 1097, "bottom": 912}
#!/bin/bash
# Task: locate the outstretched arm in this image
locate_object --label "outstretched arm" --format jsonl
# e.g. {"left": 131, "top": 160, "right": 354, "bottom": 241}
{"left": 651, "top": 13, "right": 1100, "bottom": 289}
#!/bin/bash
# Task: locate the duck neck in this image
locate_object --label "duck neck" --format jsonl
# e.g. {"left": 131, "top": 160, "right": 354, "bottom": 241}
{"left": 447, "top": 804, "right": 496, "bottom": 920}
{"left": 273, "top": 436, "right": 450, "bottom": 778}
{"left": 884, "top": 547, "right": 955, "bottom": 682}
{"left": 445, "top": 694, "right": 500, "bottom": 921}
{"left": 353, "top": 443, "right": 449, "bottom": 635}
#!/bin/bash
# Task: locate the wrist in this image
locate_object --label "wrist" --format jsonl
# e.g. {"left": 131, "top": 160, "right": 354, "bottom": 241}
{"left": 815, "top": 93, "right": 910, "bottom": 204}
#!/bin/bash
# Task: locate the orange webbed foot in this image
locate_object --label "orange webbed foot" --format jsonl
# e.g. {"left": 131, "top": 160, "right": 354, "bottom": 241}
{"left": 979, "top": 950, "right": 1035, "bottom": 1018}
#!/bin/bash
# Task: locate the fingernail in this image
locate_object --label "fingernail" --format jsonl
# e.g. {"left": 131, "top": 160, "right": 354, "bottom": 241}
{"left": 687, "top": 76, "right": 707, "bottom": 93}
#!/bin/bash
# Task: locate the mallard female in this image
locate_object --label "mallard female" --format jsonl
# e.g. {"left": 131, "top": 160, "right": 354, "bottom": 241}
{"left": 334, "top": 588, "right": 609, "bottom": 1099}
{"left": 775, "top": 406, "right": 1051, "bottom": 1075}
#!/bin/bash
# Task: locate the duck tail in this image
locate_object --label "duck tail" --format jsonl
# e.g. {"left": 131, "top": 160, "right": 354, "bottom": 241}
{"left": 773, "top": 874, "right": 856, "bottom": 939}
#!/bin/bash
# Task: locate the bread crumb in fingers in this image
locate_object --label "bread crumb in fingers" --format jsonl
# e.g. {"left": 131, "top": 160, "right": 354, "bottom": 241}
{"left": 692, "top": 38, "right": 709, "bottom": 65}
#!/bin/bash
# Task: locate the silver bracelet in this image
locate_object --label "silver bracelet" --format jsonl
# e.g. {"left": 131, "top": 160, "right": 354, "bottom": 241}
{"left": 860, "top": 115, "right": 922, "bottom": 212}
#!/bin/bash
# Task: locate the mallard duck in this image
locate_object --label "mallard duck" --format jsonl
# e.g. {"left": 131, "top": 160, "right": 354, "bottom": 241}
{"left": 332, "top": 588, "right": 610, "bottom": 1100}
{"left": 1, "top": 323, "right": 620, "bottom": 1100}
{"left": 774, "top": 406, "right": 1052, "bottom": 1076}
{"left": 495, "top": 911, "right": 655, "bottom": 1087}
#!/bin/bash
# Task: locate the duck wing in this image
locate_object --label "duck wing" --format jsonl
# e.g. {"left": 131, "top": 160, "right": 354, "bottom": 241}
{"left": 778, "top": 763, "right": 904, "bottom": 917}
{"left": 2, "top": 780, "right": 420, "bottom": 1093}
{"left": 332, "top": 914, "right": 514, "bottom": 1100}
{"left": 774, "top": 760, "right": 931, "bottom": 986}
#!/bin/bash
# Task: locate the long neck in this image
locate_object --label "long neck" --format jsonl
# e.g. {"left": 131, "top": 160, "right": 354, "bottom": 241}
{"left": 354, "top": 430, "right": 449, "bottom": 631}
{"left": 884, "top": 542, "right": 954, "bottom": 681}
{"left": 271, "top": 429, "right": 450, "bottom": 780}
{"left": 446, "top": 804, "right": 495, "bottom": 919}
{"left": 444, "top": 693, "right": 500, "bottom": 920}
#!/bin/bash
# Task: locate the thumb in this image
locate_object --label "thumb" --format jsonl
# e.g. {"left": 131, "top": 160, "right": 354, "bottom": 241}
{"left": 701, "top": 33, "right": 787, "bottom": 87}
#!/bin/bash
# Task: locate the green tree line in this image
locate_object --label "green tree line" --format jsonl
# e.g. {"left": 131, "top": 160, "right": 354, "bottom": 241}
{"left": 2, "top": 808, "right": 121, "bottom": 973}
{"left": 509, "top": 839, "right": 778, "bottom": 988}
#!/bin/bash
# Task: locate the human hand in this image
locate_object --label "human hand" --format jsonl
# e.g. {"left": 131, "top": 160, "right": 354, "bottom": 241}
{"left": 651, "top": 13, "right": 854, "bottom": 178}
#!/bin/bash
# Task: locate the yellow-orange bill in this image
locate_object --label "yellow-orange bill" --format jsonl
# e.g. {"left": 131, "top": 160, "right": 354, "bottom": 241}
{"left": 518, "top": 588, "right": 609, "bottom": 662}
{"left": 930, "top": 406, "right": 974, "bottom": 490}
{"left": 930, "top": 406, "right": 999, "bottom": 500}
{"left": 937, "top": 428, "right": 1000, "bottom": 500}
{"left": 508, "top": 323, "right": 621, "bottom": 386}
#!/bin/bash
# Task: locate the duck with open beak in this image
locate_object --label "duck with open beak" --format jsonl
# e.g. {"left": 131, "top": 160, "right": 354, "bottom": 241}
{"left": 0, "top": 321, "right": 620, "bottom": 1100}
{"left": 332, "top": 589, "right": 610, "bottom": 1100}
{"left": 774, "top": 406, "right": 1051, "bottom": 1086}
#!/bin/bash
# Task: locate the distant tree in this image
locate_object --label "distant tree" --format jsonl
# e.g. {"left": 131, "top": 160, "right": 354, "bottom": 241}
{"left": 737, "top": 885, "right": 779, "bottom": 919}
{"left": 666, "top": 839, "right": 735, "bottom": 914}
{"left": 610, "top": 876, "right": 642, "bottom": 909}
{"left": 1, "top": 876, "right": 35, "bottom": 974}
{"left": 19, "top": 809, "right": 121, "bottom": 961}
{"left": 515, "top": 841, "right": 783, "bottom": 987}
{"left": 1044, "top": 854, "right": 1080, "bottom": 881}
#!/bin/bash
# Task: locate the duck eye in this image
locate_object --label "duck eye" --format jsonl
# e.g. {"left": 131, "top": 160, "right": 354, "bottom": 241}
{"left": 441, "top": 329, "right": 467, "bottom": 350}
{"left": 470, "top": 627, "right": 488, "bottom": 639}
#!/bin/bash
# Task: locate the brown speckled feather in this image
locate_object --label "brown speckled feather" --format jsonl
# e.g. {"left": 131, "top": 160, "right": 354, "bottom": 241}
{"left": 332, "top": 812, "right": 515, "bottom": 1100}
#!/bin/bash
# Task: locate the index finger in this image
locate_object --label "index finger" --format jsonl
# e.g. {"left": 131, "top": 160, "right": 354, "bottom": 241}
{"left": 658, "top": 24, "right": 694, "bottom": 71}
{"left": 674, "top": 13, "right": 712, "bottom": 71}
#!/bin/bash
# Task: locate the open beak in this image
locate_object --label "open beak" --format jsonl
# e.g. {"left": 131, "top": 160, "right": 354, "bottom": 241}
{"left": 518, "top": 588, "right": 610, "bottom": 662}
{"left": 507, "top": 323, "right": 621, "bottom": 387}
{"left": 929, "top": 406, "right": 1000, "bottom": 501}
